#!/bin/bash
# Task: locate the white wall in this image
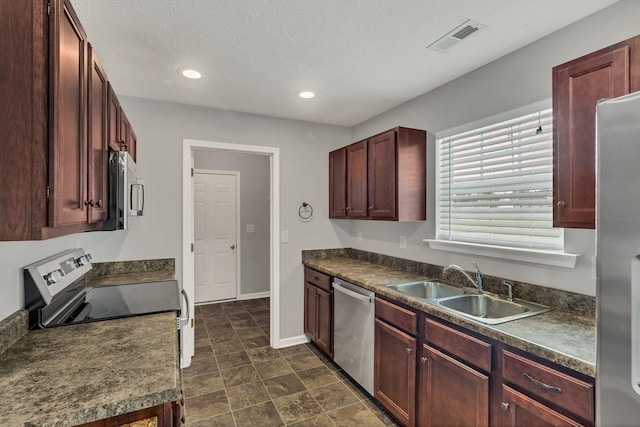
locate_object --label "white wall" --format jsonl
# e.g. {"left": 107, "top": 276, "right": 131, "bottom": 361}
{"left": 193, "top": 150, "right": 270, "bottom": 296}
{"left": 349, "top": 0, "right": 640, "bottom": 297}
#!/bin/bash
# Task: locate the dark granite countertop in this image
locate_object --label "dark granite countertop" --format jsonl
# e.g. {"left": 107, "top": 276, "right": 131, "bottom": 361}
{"left": 304, "top": 257, "right": 596, "bottom": 377}
{"left": 87, "top": 270, "right": 175, "bottom": 287}
{"left": 0, "top": 312, "right": 181, "bottom": 427}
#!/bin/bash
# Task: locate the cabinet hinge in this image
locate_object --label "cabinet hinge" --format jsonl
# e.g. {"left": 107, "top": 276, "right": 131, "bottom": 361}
{"left": 46, "top": 186, "right": 50, "bottom": 199}
{"left": 47, "top": 2, "right": 51, "bottom": 15}
{"left": 191, "top": 168, "right": 194, "bottom": 177}
{"left": 191, "top": 243, "right": 194, "bottom": 252}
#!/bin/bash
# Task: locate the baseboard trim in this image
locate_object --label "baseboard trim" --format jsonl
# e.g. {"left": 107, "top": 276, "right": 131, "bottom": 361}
{"left": 239, "top": 291, "right": 270, "bottom": 300}
{"left": 274, "top": 334, "right": 310, "bottom": 349}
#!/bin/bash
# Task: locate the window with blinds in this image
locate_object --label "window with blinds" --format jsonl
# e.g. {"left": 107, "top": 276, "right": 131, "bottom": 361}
{"left": 437, "top": 108, "right": 563, "bottom": 251}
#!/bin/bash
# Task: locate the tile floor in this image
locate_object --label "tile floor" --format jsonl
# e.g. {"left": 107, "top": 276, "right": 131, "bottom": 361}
{"left": 182, "top": 298, "right": 398, "bottom": 426}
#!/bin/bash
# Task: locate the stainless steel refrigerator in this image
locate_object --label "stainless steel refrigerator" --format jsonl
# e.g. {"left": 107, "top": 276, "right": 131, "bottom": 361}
{"left": 596, "top": 90, "right": 640, "bottom": 426}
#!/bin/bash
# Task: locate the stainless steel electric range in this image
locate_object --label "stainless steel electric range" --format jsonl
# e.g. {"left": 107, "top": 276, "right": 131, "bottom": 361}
{"left": 24, "top": 248, "right": 187, "bottom": 330}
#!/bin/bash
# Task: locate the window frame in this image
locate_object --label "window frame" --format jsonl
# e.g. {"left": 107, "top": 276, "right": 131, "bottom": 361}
{"left": 424, "top": 100, "right": 579, "bottom": 268}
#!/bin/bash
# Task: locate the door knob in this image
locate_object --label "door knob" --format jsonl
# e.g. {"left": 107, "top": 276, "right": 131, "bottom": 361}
{"left": 230, "top": 244, "right": 236, "bottom": 250}
{"left": 557, "top": 201, "right": 566, "bottom": 208}
{"left": 500, "top": 402, "right": 510, "bottom": 411}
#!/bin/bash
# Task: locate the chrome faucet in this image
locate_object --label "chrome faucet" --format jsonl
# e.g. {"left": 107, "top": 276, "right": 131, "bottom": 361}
{"left": 442, "top": 261, "right": 483, "bottom": 292}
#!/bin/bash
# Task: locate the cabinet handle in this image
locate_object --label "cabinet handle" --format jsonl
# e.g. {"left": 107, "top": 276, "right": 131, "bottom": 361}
{"left": 420, "top": 357, "right": 427, "bottom": 363}
{"left": 119, "top": 140, "right": 127, "bottom": 150}
{"left": 557, "top": 201, "right": 566, "bottom": 208}
{"left": 523, "top": 373, "right": 562, "bottom": 393}
{"left": 95, "top": 200, "right": 102, "bottom": 208}
{"left": 345, "top": 206, "right": 351, "bottom": 211}
{"left": 500, "top": 402, "right": 510, "bottom": 411}
{"left": 368, "top": 206, "right": 373, "bottom": 211}
{"left": 406, "top": 347, "right": 412, "bottom": 354}
{"left": 84, "top": 200, "right": 95, "bottom": 207}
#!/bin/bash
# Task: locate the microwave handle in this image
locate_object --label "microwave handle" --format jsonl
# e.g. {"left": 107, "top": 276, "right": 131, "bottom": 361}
{"left": 130, "top": 181, "right": 145, "bottom": 213}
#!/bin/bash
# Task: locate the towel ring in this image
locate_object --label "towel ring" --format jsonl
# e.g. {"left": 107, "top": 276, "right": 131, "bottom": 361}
{"left": 299, "top": 202, "right": 313, "bottom": 221}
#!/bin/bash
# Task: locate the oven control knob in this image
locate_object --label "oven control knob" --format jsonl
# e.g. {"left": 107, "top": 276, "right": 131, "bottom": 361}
{"left": 75, "top": 254, "right": 92, "bottom": 266}
{"left": 46, "top": 269, "right": 64, "bottom": 285}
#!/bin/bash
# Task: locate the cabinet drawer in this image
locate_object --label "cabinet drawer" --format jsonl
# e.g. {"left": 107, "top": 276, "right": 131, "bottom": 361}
{"left": 304, "top": 267, "right": 331, "bottom": 292}
{"left": 375, "top": 297, "right": 417, "bottom": 335}
{"left": 425, "top": 318, "right": 491, "bottom": 372}
{"left": 502, "top": 350, "right": 594, "bottom": 422}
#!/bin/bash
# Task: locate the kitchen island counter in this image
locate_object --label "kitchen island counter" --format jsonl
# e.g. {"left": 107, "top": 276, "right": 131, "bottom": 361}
{"left": 0, "top": 312, "right": 181, "bottom": 426}
{"left": 304, "top": 256, "right": 596, "bottom": 377}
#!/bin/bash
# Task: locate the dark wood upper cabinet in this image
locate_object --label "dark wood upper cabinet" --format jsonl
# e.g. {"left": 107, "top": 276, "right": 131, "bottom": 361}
{"left": 346, "top": 140, "right": 369, "bottom": 218}
{"left": 553, "top": 35, "right": 640, "bottom": 228}
{"left": 87, "top": 45, "right": 109, "bottom": 223}
{"left": 49, "top": 0, "right": 88, "bottom": 228}
{"left": 107, "top": 84, "right": 122, "bottom": 152}
{"left": 329, "top": 127, "right": 426, "bottom": 221}
{"left": 329, "top": 147, "right": 347, "bottom": 218}
{"left": 0, "top": 0, "right": 138, "bottom": 241}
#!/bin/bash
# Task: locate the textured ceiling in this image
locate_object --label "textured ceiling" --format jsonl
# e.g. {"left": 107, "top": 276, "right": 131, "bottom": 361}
{"left": 72, "top": 0, "right": 618, "bottom": 126}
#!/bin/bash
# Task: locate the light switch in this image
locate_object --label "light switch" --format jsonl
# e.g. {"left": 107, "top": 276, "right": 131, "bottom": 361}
{"left": 281, "top": 230, "right": 289, "bottom": 243}
{"left": 246, "top": 224, "right": 255, "bottom": 233}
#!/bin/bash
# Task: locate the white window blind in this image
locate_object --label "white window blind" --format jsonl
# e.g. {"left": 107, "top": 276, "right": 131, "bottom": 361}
{"left": 438, "top": 108, "right": 563, "bottom": 251}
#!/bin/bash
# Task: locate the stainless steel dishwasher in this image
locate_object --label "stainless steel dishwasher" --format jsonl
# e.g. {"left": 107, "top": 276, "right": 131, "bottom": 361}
{"left": 332, "top": 278, "right": 375, "bottom": 395}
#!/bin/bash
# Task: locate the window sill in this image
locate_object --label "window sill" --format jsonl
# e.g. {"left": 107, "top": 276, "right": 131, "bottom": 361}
{"left": 423, "top": 239, "right": 580, "bottom": 268}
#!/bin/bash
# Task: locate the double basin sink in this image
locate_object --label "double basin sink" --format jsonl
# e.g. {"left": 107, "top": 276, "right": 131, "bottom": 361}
{"left": 385, "top": 280, "right": 549, "bottom": 324}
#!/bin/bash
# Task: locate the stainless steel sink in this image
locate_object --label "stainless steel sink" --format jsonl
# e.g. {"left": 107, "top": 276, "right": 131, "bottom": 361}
{"left": 437, "top": 294, "right": 549, "bottom": 324}
{"left": 386, "top": 280, "right": 466, "bottom": 300}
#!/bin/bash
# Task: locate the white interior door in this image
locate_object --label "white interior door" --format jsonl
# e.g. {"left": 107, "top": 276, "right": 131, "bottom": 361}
{"left": 194, "top": 171, "right": 239, "bottom": 303}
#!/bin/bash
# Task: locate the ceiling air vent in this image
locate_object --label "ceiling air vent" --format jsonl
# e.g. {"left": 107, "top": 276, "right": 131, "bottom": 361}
{"left": 427, "top": 19, "right": 486, "bottom": 53}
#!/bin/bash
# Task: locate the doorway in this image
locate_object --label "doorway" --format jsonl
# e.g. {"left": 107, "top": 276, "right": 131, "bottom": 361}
{"left": 182, "top": 139, "right": 280, "bottom": 368}
{"left": 193, "top": 170, "right": 240, "bottom": 304}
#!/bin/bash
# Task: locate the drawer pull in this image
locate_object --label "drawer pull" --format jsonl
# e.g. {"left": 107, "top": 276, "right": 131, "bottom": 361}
{"left": 524, "top": 373, "right": 562, "bottom": 393}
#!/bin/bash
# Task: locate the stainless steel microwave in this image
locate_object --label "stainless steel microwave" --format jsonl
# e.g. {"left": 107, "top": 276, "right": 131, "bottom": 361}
{"left": 101, "top": 151, "right": 144, "bottom": 230}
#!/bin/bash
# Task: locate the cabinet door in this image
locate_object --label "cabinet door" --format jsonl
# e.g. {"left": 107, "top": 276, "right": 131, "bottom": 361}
{"left": 304, "top": 283, "right": 317, "bottom": 340}
{"left": 374, "top": 318, "right": 416, "bottom": 426}
{"left": 315, "top": 287, "right": 333, "bottom": 357}
{"left": 346, "top": 140, "right": 368, "bottom": 218}
{"left": 107, "top": 84, "right": 121, "bottom": 152}
{"left": 128, "top": 124, "right": 137, "bottom": 162}
{"left": 120, "top": 108, "right": 131, "bottom": 153}
{"left": 368, "top": 130, "right": 397, "bottom": 219}
{"left": 49, "top": 0, "right": 88, "bottom": 227}
{"left": 418, "top": 344, "right": 488, "bottom": 427}
{"left": 87, "top": 46, "right": 108, "bottom": 223}
{"left": 329, "top": 148, "right": 347, "bottom": 218}
{"left": 553, "top": 37, "right": 639, "bottom": 228}
{"left": 501, "top": 385, "right": 583, "bottom": 427}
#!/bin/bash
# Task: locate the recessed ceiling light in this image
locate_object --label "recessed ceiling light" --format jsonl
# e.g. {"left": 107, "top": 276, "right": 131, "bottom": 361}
{"left": 299, "top": 91, "right": 315, "bottom": 99}
{"left": 179, "top": 68, "right": 202, "bottom": 79}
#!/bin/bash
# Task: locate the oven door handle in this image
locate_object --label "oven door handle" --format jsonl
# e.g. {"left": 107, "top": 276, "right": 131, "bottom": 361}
{"left": 178, "top": 289, "right": 190, "bottom": 329}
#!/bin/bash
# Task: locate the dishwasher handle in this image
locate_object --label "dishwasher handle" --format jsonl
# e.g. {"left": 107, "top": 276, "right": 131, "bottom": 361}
{"left": 333, "top": 282, "right": 373, "bottom": 303}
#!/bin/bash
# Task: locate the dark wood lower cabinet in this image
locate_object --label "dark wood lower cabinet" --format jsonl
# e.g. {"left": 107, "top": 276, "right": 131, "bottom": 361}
{"left": 418, "top": 344, "right": 489, "bottom": 427}
{"left": 374, "top": 318, "right": 416, "bottom": 427}
{"left": 303, "top": 268, "right": 333, "bottom": 358}
{"left": 500, "top": 385, "right": 583, "bottom": 427}
{"left": 80, "top": 401, "right": 181, "bottom": 426}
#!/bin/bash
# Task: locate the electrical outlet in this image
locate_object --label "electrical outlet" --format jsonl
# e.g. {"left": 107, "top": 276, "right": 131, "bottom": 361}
{"left": 400, "top": 236, "right": 407, "bottom": 249}
{"left": 281, "top": 230, "right": 289, "bottom": 243}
